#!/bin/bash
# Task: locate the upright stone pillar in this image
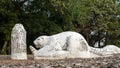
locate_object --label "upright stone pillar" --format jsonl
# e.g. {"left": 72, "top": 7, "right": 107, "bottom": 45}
{"left": 11, "top": 23, "right": 27, "bottom": 60}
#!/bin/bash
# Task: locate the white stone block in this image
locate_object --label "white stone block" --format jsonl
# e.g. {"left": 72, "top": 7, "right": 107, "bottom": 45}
{"left": 11, "top": 24, "right": 27, "bottom": 60}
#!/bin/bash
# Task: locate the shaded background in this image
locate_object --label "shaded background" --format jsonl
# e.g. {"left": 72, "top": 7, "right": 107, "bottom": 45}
{"left": 0, "top": 0, "right": 120, "bottom": 54}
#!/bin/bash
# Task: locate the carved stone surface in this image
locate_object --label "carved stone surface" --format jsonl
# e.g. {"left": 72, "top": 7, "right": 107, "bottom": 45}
{"left": 30, "top": 31, "right": 91, "bottom": 59}
{"left": 11, "top": 24, "right": 27, "bottom": 60}
{"left": 30, "top": 31, "right": 120, "bottom": 59}
{"left": 90, "top": 45, "right": 120, "bottom": 56}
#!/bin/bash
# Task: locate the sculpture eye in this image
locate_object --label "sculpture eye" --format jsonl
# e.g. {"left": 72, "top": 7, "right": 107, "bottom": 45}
{"left": 37, "top": 39, "right": 40, "bottom": 40}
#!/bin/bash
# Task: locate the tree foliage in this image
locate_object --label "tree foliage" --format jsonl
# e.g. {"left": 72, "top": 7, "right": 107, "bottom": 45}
{"left": 0, "top": 0, "right": 120, "bottom": 54}
{"left": 65, "top": 0, "right": 120, "bottom": 47}
{"left": 0, "top": 0, "right": 18, "bottom": 54}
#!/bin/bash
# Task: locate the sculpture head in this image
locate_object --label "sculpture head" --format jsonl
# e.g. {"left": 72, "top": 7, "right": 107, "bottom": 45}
{"left": 33, "top": 36, "right": 49, "bottom": 48}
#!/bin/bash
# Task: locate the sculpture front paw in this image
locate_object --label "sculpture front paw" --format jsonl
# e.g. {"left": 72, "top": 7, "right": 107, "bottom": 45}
{"left": 29, "top": 46, "right": 37, "bottom": 54}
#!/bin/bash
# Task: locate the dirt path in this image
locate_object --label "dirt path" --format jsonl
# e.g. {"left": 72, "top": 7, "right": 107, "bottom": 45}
{"left": 0, "top": 54, "right": 120, "bottom": 68}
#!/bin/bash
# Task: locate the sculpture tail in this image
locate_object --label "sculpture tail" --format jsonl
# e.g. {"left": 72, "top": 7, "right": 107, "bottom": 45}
{"left": 90, "top": 47, "right": 103, "bottom": 56}
{"left": 29, "top": 46, "right": 37, "bottom": 54}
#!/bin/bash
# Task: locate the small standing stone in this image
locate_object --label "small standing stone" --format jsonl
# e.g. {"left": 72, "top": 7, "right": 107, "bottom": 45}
{"left": 11, "top": 23, "right": 27, "bottom": 60}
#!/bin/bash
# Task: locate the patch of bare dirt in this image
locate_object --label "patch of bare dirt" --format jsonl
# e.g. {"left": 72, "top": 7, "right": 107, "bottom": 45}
{"left": 0, "top": 54, "right": 120, "bottom": 68}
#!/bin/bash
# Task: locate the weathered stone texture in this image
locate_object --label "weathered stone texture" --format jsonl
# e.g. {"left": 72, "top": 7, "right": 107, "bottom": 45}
{"left": 11, "top": 24, "right": 27, "bottom": 60}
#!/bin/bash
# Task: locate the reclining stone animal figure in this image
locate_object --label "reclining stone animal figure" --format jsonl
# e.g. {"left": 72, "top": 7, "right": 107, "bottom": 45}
{"left": 30, "top": 31, "right": 120, "bottom": 59}
{"left": 30, "top": 31, "right": 91, "bottom": 58}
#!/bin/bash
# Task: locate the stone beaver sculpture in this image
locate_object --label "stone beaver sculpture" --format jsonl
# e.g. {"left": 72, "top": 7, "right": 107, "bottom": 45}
{"left": 30, "top": 31, "right": 120, "bottom": 59}
{"left": 30, "top": 31, "right": 91, "bottom": 58}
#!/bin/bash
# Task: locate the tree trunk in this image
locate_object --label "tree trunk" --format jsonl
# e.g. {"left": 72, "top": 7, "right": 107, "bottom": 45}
{"left": 1, "top": 41, "right": 8, "bottom": 54}
{"left": 11, "top": 24, "right": 27, "bottom": 60}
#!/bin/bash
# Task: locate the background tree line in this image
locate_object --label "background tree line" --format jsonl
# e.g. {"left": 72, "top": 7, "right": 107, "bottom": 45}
{"left": 0, "top": 0, "right": 120, "bottom": 54}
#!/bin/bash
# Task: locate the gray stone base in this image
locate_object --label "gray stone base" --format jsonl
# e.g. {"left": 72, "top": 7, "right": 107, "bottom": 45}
{"left": 0, "top": 54, "right": 120, "bottom": 68}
